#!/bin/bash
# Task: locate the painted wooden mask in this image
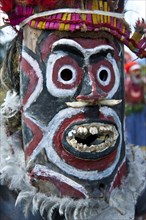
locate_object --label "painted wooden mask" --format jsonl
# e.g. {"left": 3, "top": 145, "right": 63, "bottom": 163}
{"left": 20, "top": 26, "right": 126, "bottom": 199}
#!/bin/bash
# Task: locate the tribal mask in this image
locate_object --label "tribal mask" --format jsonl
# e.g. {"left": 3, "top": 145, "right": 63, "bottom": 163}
{"left": 20, "top": 26, "right": 126, "bottom": 198}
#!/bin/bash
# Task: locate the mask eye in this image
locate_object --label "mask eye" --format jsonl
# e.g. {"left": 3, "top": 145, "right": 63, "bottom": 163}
{"left": 46, "top": 53, "right": 83, "bottom": 97}
{"left": 97, "top": 67, "right": 111, "bottom": 86}
{"left": 92, "top": 59, "right": 120, "bottom": 99}
{"left": 58, "top": 65, "right": 76, "bottom": 84}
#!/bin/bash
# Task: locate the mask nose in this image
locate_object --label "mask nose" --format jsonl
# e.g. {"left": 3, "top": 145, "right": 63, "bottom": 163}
{"left": 76, "top": 68, "right": 106, "bottom": 102}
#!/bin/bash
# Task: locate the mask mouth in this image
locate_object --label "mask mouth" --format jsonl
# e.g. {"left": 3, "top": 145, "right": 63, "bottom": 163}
{"left": 66, "top": 123, "right": 119, "bottom": 153}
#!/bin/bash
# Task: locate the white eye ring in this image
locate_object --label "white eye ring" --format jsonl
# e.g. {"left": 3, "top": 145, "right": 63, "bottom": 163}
{"left": 97, "top": 66, "right": 111, "bottom": 86}
{"left": 46, "top": 53, "right": 77, "bottom": 97}
{"left": 58, "top": 65, "right": 77, "bottom": 84}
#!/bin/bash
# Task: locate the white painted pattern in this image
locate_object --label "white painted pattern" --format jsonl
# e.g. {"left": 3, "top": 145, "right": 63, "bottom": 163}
{"left": 22, "top": 50, "right": 43, "bottom": 110}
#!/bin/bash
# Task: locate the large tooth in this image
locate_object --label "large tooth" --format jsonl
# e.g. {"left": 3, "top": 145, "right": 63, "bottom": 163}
{"left": 68, "top": 130, "right": 76, "bottom": 138}
{"left": 77, "top": 143, "right": 83, "bottom": 150}
{"left": 89, "top": 145, "right": 96, "bottom": 152}
{"left": 98, "top": 143, "right": 106, "bottom": 150}
{"left": 89, "top": 126, "right": 98, "bottom": 135}
{"left": 99, "top": 126, "right": 106, "bottom": 132}
{"left": 83, "top": 144, "right": 87, "bottom": 149}
{"left": 106, "top": 127, "right": 111, "bottom": 131}
{"left": 70, "top": 139, "right": 77, "bottom": 147}
{"left": 77, "top": 126, "right": 88, "bottom": 135}
{"left": 83, "top": 127, "right": 88, "bottom": 135}
{"left": 77, "top": 127, "right": 83, "bottom": 134}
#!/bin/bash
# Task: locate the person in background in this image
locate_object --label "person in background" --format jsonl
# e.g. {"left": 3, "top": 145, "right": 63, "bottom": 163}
{"left": 125, "top": 61, "right": 146, "bottom": 146}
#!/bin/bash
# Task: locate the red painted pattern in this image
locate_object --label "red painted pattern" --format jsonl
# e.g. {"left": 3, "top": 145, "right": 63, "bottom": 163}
{"left": 30, "top": 171, "right": 86, "bottom": 199}
{"left": 20, "top": 58, "right": 39, "bottom": 107}
{"left": 40, "top": 33, "right": 59, "bottom": 61}
{"left": 23, "top": 115, "right": 43, "bottom": 157}
{"left": 111, "top": 160, "right": 126, "bottom": 189}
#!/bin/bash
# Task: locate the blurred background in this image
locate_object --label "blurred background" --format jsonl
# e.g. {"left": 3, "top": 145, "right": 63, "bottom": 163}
{"left": 124, "top": 0, "right": 146, "bottom": 150}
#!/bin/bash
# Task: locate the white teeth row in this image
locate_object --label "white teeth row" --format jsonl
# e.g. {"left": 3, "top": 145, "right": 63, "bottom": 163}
{"left": 68, "top": 126, "right": 98, "bottom": 136}
{"left": 66, "top": 137, "right": 116, "bottom": 153}
{"left": 68, "top": 123, "right": 117, "bottom": 137}
{"left": 66, "top": 123, "right": 119, "bottom": 153}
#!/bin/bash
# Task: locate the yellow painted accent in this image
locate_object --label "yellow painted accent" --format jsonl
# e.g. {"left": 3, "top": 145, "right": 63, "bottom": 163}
{"left": 97, "top": 15, "right": 100, "bottom": 23}
{"left": 92, "top": 0, "right": 99, "bottom": 23}
{"left": 92, "top": 14, "right": 98, "bottom": 24}
{"left": 99, "top": 1, "right": 103, "bottom": 22}
{"left": 62, "top": 13, "right": 68, "bottom": 21}
{"left": 59, "top": 23, "right": 65, "bottom": 31}
{"left": 64, "top": 24, "right": 70, "bottom": 31}
{"left": 99, "top": 0, "right": 103, "bottom": 9}
{"left": 120, "top": 36, "right": 124, "bottom": 41}
{"left": 42, "top": 22, "right": 46, "bottom": 29}
{"left": 59, "top": 13, "right": 67, "bottom": 30}
{"left": 104, "top": 1, "right": 108, "bottom": 11}
{"left": 107, "top": 4, "right": 110, "bottom": 11}
{"left": 114, "top": 18, "right": 116, "bottom": 27}
{"left": 81, "top": 14, "right": 86, "bottom": 21}
{"left": 106, "top": 4, "right": 110, "bottom": 23}
{"left": 38, "top": 21, "right": 43, "bottom": 29}
{"left": 122, "top": 25, "right": 125, "bottom": 34}
{"left": 91, "top": 1, "right": 97, "bottom": 25}
{"left": 92, "top": 0, "right": 98, "bottom": 10}
{"left": 132, "top": 32, "right": 142, "bottom": 43}
{"left": 129, "top": 42, "right": 135, "bottom": 50}
{"left": 64, "top": 13, "right": 71, "bottom": 31}
{"left": 31, "top": 20, "right": 36, "bottom": 27}
{"left": 101, "top": 14, "right": 103, "bottom": 23}
{"left": 104, "top": 2, "right": 108, "bottom": 23}
{"left": 107, "top": 16, "right": 110, "bottom": 24}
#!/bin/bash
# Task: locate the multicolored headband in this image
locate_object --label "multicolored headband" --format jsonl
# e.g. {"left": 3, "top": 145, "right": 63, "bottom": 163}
{"left": 0, "top": 0, "right": 146, "bottom": 58}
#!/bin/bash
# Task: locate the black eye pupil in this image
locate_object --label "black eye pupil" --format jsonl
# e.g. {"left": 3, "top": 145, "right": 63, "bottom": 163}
{"left": 60, "top": 69, "right": 73, "bottom": 81}
{"left": 99, "top": 70, "right": 108, "bottom": 81}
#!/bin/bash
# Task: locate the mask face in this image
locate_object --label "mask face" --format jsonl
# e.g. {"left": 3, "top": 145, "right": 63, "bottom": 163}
{"left": 20, "top": 26, "right": 126, "bottom": 199}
